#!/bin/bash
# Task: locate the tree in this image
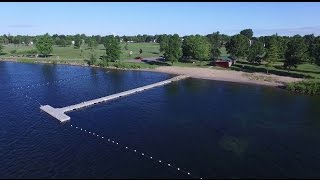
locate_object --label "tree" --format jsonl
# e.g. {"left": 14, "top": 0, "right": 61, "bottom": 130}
{"left": 164, "top": 34, "right": 182, "bottom": 65}
{"left": 311, "top": 37, "right": 320, "bottom": 66}
{"left": 103, "top": 35, "right": 121, "bottom": 66}
{"left": 284, "top": 35, "right": 308, "bottom": 71}
{"left": 247, "top": 40, "right": 265, "bottom": 64}
{"left": 74, "top": 39, "right": 81, "bottom": 49}
{"left": 88, "top": 38, "right": 98, "bottom": 50}
{"left": 80, "top": 39, "right": 85, "bottom": 56}
{"left": 86, "top": 53, "right": 97, "bottom": 66}
{"left": 207, "top": 31, "right": 222, "bottom": 59}
{"left": 225, "top": 34, "right": 250, "bottom": 59}
{"left": 35, "top": 33, "right": 53, "bottom": 57}
{"left": 277, "top": 36, "right": 289, "bottom": 59}
{"left": 264, "top": 38, "right": 279, "bottom": 74}
{"left": 159, "top": 35, "right": 169, "bottom": 52}
{"left": 240, "top": 29, "right": 253, "bottom": 39}
{"left": 303, "top": 34, "right": 316, "bottom": 64}
{"left": 182, "top": 35, "right": 210, "bottom": 63}
{"left": 0, "top": 44, "right": 3, "bottom": 54}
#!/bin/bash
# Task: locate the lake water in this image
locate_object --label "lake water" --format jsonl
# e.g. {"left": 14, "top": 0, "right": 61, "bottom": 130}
{"left": 1, "top": 61, "right": 320, "bottom": 178}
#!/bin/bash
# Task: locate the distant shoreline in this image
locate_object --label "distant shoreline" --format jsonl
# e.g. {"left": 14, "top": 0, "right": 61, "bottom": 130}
{"left": 0, "top": 58, "right": 302, "bottom": 88}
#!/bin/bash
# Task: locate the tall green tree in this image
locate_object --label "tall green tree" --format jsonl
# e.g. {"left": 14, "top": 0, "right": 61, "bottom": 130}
{"left": 277, "top": 36, "right": 289, "bottom": 59}
{"left": 163, "top": 34, "right": 182, "bottom": 65}
{"left": 247, "top": 40, "right": 265, "bottom": 64}
{"left": 35, "top": 33, "right": 53, "bottom": 57}
{"left": 103, "top": 35, "right": 121, "bottom": 66}
{"left": 86, "top": 53, "right": 97, "bottom": 66}
{"left": 312, "top": 37, "right": 320, "bottom": 66}
{"left": 284, "top": 35, "right": 308, "bottom": 71}
{"left": 240, "top": 29, "right": 253, "bottom": 39}
{"left": 159, "top": 35, "right": 169, "bottom": 52}
{"left": 225, "top": 34, "right": 250, "bottom": 59}
{"left": 264, "top": 38, "right": 279, "bottom": 74}
{"left": 182, "top": 35, "right": 210, "bottom": 62}
{"left": 303, "top": 34, "right": 316, "bottom": 64}
{"left": 207, "top": 31, "right": 222, "bottom": 59}
{"left": 74, "top": 39, "right": 81, "bottom": 49}
{"left": 0, "top": 44, "right": 3, "bottom": 54}
{"left": 87, "top": 38, "right": 97, "bottom": 50}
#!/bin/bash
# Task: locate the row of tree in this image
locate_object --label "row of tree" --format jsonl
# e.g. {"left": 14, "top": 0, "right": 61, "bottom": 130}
{"left": 3, "top": 29, "right": 320, "bottom": 69}
{"left": 226, "top": 31, "right": 320, "bottom": 70}
{"left": 0, "top": 33, "right": 231, "bottom": 47}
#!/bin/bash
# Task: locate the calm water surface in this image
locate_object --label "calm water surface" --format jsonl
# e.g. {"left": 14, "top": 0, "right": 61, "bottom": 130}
{"left": 1, "top": 61, "right": 320, "bottom": 178}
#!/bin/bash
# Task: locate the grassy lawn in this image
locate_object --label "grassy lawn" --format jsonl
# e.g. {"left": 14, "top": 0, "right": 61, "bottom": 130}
{"left": 2, "top": 44, "right": 319, "bottom": 80}
{"left": 233, "top": 60, "right": 320, "bottom": 79}
{"left": 0, "top": 42, "right": 162, "bottom": 62}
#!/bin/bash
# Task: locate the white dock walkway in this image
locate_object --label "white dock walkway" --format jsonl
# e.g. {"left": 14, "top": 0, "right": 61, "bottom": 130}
{"left": 40, "top": 75, "right": 189, "bottom": 122}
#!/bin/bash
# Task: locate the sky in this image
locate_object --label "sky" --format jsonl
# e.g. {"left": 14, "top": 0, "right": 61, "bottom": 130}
{"left": 1, "top": 2, "right": 320, "bottom": 37}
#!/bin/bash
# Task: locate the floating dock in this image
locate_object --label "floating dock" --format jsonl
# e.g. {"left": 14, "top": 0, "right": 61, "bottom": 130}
{"left": 40, "top": 75, "right": 189, "bottom": 122}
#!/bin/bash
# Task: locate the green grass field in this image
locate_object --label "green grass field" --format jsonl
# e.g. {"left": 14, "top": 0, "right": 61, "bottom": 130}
{"left": 0, "top": 43, "right": 162, "bottom": 62}
{"left": 233, "top": 60, "right": 320, "bottom": 79}
{"left": 1, "top": 43, "right": 320, "bottom": 80}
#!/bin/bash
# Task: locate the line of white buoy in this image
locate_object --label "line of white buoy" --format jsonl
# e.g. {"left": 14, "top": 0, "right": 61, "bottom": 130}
{"left": 11, "top": 73, "right": 105, "bottom": 91}
{"left": 12, "top": 70, "right": 109, "bottom": 92}
{"left": 9, "top": 72, "right": 110, "bottom": 106}
{"left": 69, "top": 124, "right": 203, "bottom": 179}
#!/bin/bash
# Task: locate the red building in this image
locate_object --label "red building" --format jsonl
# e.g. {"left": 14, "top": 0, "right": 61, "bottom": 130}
{"left": 214, "top": 60, "right": 232, "bottom": 68}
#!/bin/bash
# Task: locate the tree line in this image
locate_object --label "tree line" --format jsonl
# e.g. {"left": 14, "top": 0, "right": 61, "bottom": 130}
{"left": 1, "top": 29, "right": 320, "bottom": 70}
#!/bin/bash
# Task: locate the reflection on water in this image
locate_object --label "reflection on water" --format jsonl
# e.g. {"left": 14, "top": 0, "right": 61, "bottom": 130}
{"left": 219, "top": 135, "right": 249, "bottom": 157}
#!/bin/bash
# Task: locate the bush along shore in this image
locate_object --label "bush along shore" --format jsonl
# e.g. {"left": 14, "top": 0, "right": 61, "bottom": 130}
{"left": 286, "top": 80, "right": 320, "bottom": 96}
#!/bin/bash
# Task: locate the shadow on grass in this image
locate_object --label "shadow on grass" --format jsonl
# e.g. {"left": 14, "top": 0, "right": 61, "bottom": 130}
{"left": 274, "top": 65, "right": 320, "bottom": 74}
{"left": 232, "top": 64, "right": 313, "bottom": 79}
{"left": 141, "top": 59, "right": 170, "bottom": 66}
{"left": 0, "top": 53, "right": 7, "bottom": 56}
{"left": 150, "top": 52, "right": 160, "bottom": 55}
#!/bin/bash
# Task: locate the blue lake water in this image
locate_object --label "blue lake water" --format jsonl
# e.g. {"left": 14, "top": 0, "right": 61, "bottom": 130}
{"left": 1, "top": 61, "right": 320, "bottom": 178}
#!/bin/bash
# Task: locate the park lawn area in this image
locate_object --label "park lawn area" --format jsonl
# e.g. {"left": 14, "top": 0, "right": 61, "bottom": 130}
{"left": 233, "top": 60, "right": 320, "bottom": 79}
{"left": 0, "top": 42, "right": 162, "bottom": 62}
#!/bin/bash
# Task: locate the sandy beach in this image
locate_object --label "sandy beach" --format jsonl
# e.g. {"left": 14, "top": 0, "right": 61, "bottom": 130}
{"left": 149, "top": 66, "right": 303, "bottom": 87}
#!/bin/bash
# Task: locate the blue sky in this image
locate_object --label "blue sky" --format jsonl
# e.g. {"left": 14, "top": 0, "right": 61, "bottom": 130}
{"left": 1, "top": 2, "right": 320, "bottom": 37}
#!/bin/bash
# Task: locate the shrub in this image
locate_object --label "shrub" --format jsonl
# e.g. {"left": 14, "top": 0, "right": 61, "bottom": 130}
{"left": 286, "top": 80, "right": 320, "bottom": 95}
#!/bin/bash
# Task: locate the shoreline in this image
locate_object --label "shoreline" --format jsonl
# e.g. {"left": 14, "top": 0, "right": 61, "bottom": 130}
{"left": 0, "top": 58, "right": 302, "bottom": 88}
